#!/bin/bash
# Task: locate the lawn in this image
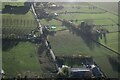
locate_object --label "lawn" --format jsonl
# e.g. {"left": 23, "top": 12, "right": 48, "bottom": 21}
{"left": 48, "top": 30, "right": 119, "bottom": 78}
{"left": 2, "top": 41, "right": 42, "bottom": 77}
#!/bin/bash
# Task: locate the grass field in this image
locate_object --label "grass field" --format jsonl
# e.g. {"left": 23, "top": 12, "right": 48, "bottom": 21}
{"left": 3, "top": 42, "right": 42, "bottom": 77}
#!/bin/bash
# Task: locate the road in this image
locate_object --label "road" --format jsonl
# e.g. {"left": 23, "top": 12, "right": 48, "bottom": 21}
{"left": 31, "top": 3, "right": 59, "bottom": 71}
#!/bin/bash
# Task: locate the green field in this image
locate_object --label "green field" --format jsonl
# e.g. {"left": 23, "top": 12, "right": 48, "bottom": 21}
{"left": 3, "top": 42, "right": 42, "bottom": 77}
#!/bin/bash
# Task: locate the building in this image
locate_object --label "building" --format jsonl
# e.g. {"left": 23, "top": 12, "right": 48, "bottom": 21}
{"left": 70, "top": 68, "right": 92, "bottom": 78}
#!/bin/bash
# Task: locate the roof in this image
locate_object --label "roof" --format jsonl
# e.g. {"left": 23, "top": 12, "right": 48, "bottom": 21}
{"left": 71, "top": 68, "right": 90, "bottom": 72}
{"left": 70, "top": 68, "right": 92, "bottom": 78}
